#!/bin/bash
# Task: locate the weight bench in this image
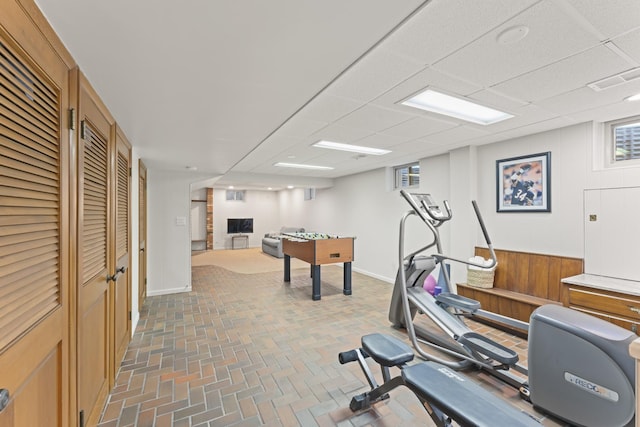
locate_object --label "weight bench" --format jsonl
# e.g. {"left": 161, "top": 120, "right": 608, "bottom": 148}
{"left": 339, "top": 333, "right": 541, "bottom": 427}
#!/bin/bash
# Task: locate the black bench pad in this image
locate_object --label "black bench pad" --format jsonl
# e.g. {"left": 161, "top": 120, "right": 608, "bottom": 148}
{"left": 403, "top": 362, "right": 540, "bottom": 427}
{"left": 361, "top": 333, "right": 414, "bottom": 367}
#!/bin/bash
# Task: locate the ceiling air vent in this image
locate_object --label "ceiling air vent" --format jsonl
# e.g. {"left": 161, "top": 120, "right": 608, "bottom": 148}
{"left": 588, "top": 67, "right": 640, "bottom": 92}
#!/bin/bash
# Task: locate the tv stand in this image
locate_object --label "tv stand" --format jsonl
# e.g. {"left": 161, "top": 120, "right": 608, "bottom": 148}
{"left": 231, "top": 234, "right": 248, "bottom": 250}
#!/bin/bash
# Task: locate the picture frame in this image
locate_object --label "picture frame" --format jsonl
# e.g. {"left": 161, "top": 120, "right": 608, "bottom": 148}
{"left": 496, "top": 152, "right": 550, "bottom": 212}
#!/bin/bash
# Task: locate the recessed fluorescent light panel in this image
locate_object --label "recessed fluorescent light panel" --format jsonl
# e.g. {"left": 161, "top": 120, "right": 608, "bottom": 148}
{"left": 401, "top": 89, "right": 513, "bottom": 125}
{"left": 626, "top": 92, "right": 640, "bottom": 101}
{"left": 312, "top": 140, "right": 391, "bottom": 155}
{"left": 274, "top": 162, "right": 333, "bottom": 170}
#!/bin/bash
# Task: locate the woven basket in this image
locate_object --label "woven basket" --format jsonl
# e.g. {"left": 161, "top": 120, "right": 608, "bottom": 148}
{"left": 467, "top": 267, "right": 495, "bottom": 288}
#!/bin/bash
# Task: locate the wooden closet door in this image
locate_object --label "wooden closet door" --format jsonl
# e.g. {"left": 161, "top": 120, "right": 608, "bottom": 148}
{"left": 138, "top": 160, "right": 147, "bottom": 310}
{"left": 111, "top": 126, "right": 131, "bottom": 380}
{"left": 76, "top": 74, "right": 114, "bottom": 427}
{"left": 0, "top": 10, "right": 71, "bottom": 427}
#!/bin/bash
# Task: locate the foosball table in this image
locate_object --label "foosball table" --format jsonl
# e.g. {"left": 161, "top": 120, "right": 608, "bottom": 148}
{"left": 281, "top": 233, "right": 355, "bottom": 300}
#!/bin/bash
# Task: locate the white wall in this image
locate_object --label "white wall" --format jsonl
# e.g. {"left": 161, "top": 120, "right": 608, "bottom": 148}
{"left": 447, "top": 146, "right": 479, "bottom": 286}
{"left": 213, "top": 189, "right": 280, "bottom": 249}
{"left": 278, "top": 188, "right": 308, "bottom": 228}
{"left": 474, "top": 123, "right": 589, "bottom": 257}
{"left": 147, "top": 170, "right": 193, "bottom": 295}
{"left": 276, "top": 122, "right": 640, "bottom": 285}
{"left": 276, "top": 163, "right": 450, "bottom": 283}
{"left": 142, "top": 121, "right": 640, "bottom": 300}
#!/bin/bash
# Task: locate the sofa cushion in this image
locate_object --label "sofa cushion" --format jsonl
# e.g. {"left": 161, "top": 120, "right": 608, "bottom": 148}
{"left": 262, "top": 238, "right": 280, "bottom": 248}
{"left": 261, "top": 226, "right": 304, "bottom": 258}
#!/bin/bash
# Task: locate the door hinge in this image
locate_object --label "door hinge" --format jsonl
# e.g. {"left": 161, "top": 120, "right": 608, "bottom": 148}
{"left": 129, "top": 311, "right": 132, "bottom": 320}
{"left": 79, "top": 409, "right": 85, "bottom": 427}
{"left": 69, "top": 108, "right": 76, "bottom": 130}
{"left": 80, "top": 120, "right": 87, "bottom": 140}
{"left": 129, "top": 167, "right": 132, "bottom": 177}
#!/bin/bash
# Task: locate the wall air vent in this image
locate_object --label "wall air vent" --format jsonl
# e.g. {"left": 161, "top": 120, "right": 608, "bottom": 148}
{"left": 588, "top": 67, "right": 640, "bottom": 92}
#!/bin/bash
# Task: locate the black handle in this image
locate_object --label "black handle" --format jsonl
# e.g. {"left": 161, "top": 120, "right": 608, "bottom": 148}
{"left": 0, "top": 389, "right": 9, "bottom": 412}
{"left": 338, "top": 348, "right": 370, "bottom": 365}
{"left": 107, "top": 266, "right": 127, "bottom": 283}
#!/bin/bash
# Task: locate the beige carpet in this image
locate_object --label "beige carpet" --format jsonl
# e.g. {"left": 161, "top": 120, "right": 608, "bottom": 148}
{"left": 191, "top": 247, "right": 308, "bottom": 274}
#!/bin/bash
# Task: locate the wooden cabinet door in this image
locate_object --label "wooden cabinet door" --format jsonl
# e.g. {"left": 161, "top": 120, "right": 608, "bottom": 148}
{"left": 111, "top": 126, "right": 131, "bottom": 380}
{"left": 0, "top": 10, "right": 70, "bottom": 426}
{"left": 76, "top": 75, "right": 114, "bottom": 427}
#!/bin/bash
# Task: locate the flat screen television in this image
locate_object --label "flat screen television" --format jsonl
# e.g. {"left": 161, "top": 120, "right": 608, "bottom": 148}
{"left": 227, "top": 218, "right": 253, "bottom": 234}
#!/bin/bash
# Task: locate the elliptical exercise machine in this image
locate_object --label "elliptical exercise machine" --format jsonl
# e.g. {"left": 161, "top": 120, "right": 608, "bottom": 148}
{"left": 341, "top": 190, "right": 636, "bottom": 427}
{"left": 388, "top": 191, "right": 528, "bottom": 386}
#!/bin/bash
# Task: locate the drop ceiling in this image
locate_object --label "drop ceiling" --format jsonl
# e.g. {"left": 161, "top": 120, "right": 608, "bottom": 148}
{"left": 35, "top": 0, "right": 640, "bottom": 190}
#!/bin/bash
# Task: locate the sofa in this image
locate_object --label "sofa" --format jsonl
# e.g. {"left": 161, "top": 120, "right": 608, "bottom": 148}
{"left": 262, "top": 226, "right": 305, "bottom": 258}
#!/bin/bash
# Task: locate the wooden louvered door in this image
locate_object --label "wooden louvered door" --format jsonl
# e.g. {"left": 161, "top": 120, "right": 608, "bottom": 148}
{"left": 76, "top": 74, "right": 114, "bottom": 427}
{"left": 138, "top": 160, "right": 147, "bottom": 310}
{"left": 111, "top": 126, "right": 131, "bottom": 381}
{"left": 0, "top": 19, "right": 70, "bottom": 427}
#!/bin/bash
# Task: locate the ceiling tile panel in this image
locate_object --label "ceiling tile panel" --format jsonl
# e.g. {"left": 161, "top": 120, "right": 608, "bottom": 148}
{"left": 277, "top": 117, "right": 328, "bottom": 137}
{"left": 566, "top": 101, "right": 640, "bottom": 124}
{"left": 485, "top": 104, "right": 558, "bottom": 133}
{"left": 334, "top": 105, "right": 413, "bottom": 132}
{"left": 372, "top": 67, "right": 483, "bottom": 107}
{"left": 433, "top": 0, "right": 602, "bottom": 87}
{"left": 390, "top": 138, "right": 446, "bottom": 153}
{"left": 297, "top": 93, "right": 363, "bottom": 123}
{"left": 379, "top": 116, "right": 457, "bottom": 140}
{"left": 492, "top": 45, "right": 633, "bottom": 102}
{"left": 311, "top": 123, "right": 375, "bottom": 143}
{"left": 487, "top": 116, "right": 578, "bottom": 141}
{"left": 468, "top": 89, "right": 530, "bottom": 111}
{"left": 564, "top": 0, "right": 640, "bottom": 39}
{"left": 383, "top": 0, "right": 539, "bottom": 65}
{"left": 611, "top": 29, "right": 640, "bottom": 64}
{"left": 353, "top": 133, "right": 409, "bottom": 148}
{"left": 420, "top": 125, "right": 490, "bottom": 144}
{"left": 231, "top": 136, "right": 300, "bottom": 171}
{"left": 325, "top": 48, "right": 425, "bottom": 102}
{"left": 537, "top": 79, "right": 640, "bottom": 118}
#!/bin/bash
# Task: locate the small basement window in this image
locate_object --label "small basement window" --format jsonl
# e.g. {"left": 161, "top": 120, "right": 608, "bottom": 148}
{"left": 609, "top": 116, "right": 640, "bottom": 164}
{"left": 394, "top": 162, "right": 420, "bottom": 189}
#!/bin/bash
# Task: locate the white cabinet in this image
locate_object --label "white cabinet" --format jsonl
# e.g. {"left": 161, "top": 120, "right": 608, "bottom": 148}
{"left": 584, "top": 187, "right": 640, "bottom": 281}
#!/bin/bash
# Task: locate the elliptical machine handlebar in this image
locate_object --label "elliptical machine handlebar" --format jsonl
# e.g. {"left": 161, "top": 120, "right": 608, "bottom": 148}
{"left": 399, "top": 190, "right": 497, "bottom": 270}
{"left": 399, "top": 190, "right": 450, "bottom": 226}
{"left": 472, "top": 200, "right": 491, "bottom": 245}
{"left": 433, "top": 201, "right": 497, "bottom": 270}
{"left": 421, "top": 196, "right": 452, "bottom": 222}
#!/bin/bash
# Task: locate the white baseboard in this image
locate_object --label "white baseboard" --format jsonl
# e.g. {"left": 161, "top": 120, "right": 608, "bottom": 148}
{"left": 131, "top": 311, "right": 140, "bottom": 335}
{"left": 147, "top": 286, "right": 192, "bottom": 296}
{"left": 352, "top": 266, "right": 394, "bottom": 284}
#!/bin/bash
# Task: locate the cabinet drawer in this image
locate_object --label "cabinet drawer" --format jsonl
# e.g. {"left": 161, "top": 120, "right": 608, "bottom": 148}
{"left": 569, "top": 306, "right": 640, "bottom": 333}
{"left": 568, "top": 287, "right": 640, "bottom": 321}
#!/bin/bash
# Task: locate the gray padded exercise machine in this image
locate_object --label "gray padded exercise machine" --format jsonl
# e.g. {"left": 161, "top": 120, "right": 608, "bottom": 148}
{"left": 382, "top": 190, "right": 636, "bottom": 427}
{"left": 339, "top": 333, "right": 542, "bottom": 427}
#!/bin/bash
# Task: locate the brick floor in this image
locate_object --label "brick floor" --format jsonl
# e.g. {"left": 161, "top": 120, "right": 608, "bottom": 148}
{"left": 98, "top": 261, "right": 562, "bottom": 426}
